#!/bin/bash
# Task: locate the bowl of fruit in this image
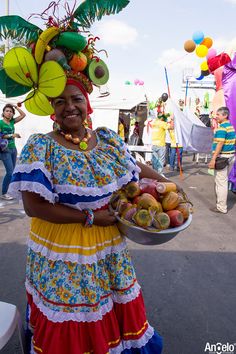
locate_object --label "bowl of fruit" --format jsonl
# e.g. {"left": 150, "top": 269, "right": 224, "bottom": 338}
{"left": 109, "top": 179, "right": 193, "bottom": 245}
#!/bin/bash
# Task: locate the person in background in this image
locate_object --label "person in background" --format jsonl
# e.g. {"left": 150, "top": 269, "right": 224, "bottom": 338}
{"left": 178, "top": 99, "right": 184, "bottom": 111}
{"left": 118, "top": 117, "right": 125, "bottom": 141}
{"left": 129, "top": 121, "right": 140, "bottom": 145}
{"left": 151, "top": 113, "right": 169, "bottom": 173}
{"left": 208, "top": 107, "right": 235, "bottom": 214}
{"left": 168, "top": 118, "right": 183, "bottom": 171}
{"left": 194, "top": 97, "right": 202, "bottom": 117}
{"left": 0, "top": 103, "right": 26, "bottom": 200}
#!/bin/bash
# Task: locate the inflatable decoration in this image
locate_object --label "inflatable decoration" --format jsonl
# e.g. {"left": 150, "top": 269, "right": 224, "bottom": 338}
{"left": 161, "top": 93, "right": 168, "bottom": 102}
{"left": 207, "top": 52, "right": 231, "bottom": 73}
{"left": 200, "top": 61, "right": 209, "bottom": 71}
{"left": 201, "top": 37, "right": 213, "bottom": 49}
{"left": 192, "top": 31, "right": 204, "bottom": 45}
{"left": 196, "top": 44, "right": 208, "bottom": 58}
{"left": 0, "top": 1, "right": 130, "bottom": 115}
{"left": 184, "top": 39, "right": 196, "bottom": 53}
{"left": 206, "top": 48, "right": 217, "bottom": 60}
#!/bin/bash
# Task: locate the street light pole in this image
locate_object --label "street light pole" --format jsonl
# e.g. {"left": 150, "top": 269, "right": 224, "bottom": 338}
{"left": 5, "top": 0, "right": 10, "bottom": 53}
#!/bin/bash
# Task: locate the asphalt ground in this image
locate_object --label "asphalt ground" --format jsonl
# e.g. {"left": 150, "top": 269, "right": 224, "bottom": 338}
{"left": 0, "top": 152, "right": 235, "bottom": 354}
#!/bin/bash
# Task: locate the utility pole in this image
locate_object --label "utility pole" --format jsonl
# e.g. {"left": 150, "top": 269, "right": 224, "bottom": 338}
{"left": 5, "top": 0, "right": 10, "bottom": 53}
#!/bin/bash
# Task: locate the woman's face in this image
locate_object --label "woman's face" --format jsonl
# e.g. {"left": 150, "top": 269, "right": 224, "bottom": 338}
{"left": 52, "top": 85, "right": 87, "bottom": 132}
{"left": 3, "top": 107, "right": 14, "bottom": 119}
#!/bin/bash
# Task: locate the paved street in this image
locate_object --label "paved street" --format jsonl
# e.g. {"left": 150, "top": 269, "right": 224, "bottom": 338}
{"left": 0, "top": 153, "right": 235, "bottom": 354}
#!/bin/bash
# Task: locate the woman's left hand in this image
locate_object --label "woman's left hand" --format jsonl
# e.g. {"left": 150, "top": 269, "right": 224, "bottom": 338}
{"left": 94, "top": 209, "right": 117, "bottom": 226}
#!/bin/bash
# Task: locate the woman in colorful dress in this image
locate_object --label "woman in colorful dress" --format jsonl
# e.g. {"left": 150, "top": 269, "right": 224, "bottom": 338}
{"left": 1, "top": 2, "right": 181, "bottom": 352}
{"left": 8, "top": 75, "right": 172, "bottom": 354}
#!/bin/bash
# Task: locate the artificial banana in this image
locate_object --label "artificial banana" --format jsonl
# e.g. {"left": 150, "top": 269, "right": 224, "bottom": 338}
{"left": 34, "top": 26, "right": 60, "bottom": 64}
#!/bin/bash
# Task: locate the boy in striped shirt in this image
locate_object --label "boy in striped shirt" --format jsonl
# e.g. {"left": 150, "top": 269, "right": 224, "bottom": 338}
{"left": 208, "top": 107, "right": 235, "bottom": 213}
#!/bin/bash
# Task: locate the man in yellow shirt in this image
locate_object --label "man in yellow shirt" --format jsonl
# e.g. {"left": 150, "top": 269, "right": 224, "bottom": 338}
{"left": 151, "top": 114, "right": 169, "bottom": 173}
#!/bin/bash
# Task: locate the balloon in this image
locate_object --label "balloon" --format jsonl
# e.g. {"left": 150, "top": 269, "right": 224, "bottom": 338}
{"left": 196, "top": 45, "right": 208, "bottom": 58}
{"left": 196, "top": 74, "right": 204, "bottom": 80}
{"left": 200, "top": 61, "right": 209, "bottom": 71}
{"left": 206, "top": 48, "right": 217, "bottom": 60}
{"left": 192, "top": 31, "right": 204, "bottom": 45}
{"left": 201, "top": 37, "right": 213, "bottom": 49}
{"left": 184, "top": 39, "right": 196, "bottom": 53}
{"left": 161, "top": 93, "right": 168, "bottom": 102}
{"left": 125, "top": 80, "right": 131, "bottom": 85}
{"left": 201, "top": 69, "right": 210, "bottom": 77}
{"left": 134, "top": 79, "right": 140, "bottom": 85}
{"left": 139, "top": 80, "right": 144, "bottom": 85}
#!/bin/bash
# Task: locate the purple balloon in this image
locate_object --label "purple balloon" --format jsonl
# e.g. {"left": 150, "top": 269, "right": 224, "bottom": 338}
{"left": 207, "top": 48, "right": 217, "bottom": 60}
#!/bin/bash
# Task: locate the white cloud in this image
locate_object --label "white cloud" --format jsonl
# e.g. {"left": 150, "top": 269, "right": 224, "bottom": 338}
{"left": 157, "top": 48, "right": 197, "bottom": 71}
{"left": 94, "top": 20, "right": 138, "bottom": 46}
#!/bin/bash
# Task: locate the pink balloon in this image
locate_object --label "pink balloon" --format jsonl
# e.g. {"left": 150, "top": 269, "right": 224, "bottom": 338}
{"left": 207, "top": 48, "right": 217, "bottom": 60}
{"left": 139, "top": 80, "right": 144, "bottom": 85}
{"left": 134, "top": 79, "right": 140, "bottom": 85}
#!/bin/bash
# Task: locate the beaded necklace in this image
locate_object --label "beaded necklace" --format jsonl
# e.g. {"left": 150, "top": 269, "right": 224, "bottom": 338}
{"left": 58, "top": 129, "right": 92, "bottom": 150}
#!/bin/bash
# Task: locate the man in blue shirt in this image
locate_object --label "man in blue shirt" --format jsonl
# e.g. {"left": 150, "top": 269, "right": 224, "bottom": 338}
{"left": 208, "top": 107, "right": 235, "bottom": 213}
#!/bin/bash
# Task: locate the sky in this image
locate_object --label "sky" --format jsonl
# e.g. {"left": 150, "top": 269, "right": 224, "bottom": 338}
{"left": 1, "top": 0, "right": 236, "bottom": 103}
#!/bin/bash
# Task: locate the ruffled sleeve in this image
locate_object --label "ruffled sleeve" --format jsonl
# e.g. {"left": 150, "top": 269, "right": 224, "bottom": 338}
{"left": 8, "top": 134, "right": 57, "bottom": 203}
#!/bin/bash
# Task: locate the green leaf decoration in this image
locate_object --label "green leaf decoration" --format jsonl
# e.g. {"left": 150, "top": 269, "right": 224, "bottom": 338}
{"left": 73, "top": 0, "right": 130, "bottom": 28}
{"left": 0, "top": 68, "right": 30, "bottom": 97}
{"left": 0, "top": 16, "right": 42, "bottom": 43}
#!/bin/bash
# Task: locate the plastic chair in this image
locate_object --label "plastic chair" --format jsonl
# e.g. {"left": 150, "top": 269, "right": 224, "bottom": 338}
{"left": 0, "top": 301, "right": 26, "bottom": 353}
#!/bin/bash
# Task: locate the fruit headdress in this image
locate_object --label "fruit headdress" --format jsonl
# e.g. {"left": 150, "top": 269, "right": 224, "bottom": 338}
{"left": 0, "top": 0, "right": 130, "bottom": 116}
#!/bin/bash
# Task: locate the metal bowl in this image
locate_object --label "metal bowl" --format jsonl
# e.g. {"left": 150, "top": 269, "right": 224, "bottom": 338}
{"left": 117, "top": 214, "right": 192, "bottom": 245}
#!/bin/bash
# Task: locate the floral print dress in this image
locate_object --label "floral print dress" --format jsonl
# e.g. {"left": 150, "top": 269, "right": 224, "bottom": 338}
{"left": 9, "top": 127, "right": 163, "bottom": 354}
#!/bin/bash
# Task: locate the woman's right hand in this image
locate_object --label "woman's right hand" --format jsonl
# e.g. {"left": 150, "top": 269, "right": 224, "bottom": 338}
{"left": 13, "top": 133, "right": 21, "bottom": 138}
{"left": 94, "top": 209, "right": 117, "bottom": 226}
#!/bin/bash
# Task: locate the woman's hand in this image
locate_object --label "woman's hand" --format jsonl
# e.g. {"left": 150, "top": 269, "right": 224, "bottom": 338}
{"left": 94, "top": 209, "right": 117, "bottom": 226}
{"left": 13, "top": 133, "right": 21, "bottom": 138}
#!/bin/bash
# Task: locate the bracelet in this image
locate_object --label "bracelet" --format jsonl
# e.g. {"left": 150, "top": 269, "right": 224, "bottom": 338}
{"left": 84, "top": 209, "right": 94, "bottom": 227}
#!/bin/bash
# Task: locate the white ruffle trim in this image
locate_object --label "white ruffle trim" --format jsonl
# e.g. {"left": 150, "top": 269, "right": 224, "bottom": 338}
{"left": 28, "top": 235, "right": 127, "bottom": 264}
{"left": 110, "top": 324, "right": 155, "bottom": 353}
{"left": 25, "top": 280, "right": 141, "bottom": 323}
{"left": 111, "top": 282, "right": 141, "bottom": 305}
{"left": 54, "top": 170, "right": 140, "bottom": 197}
{"left": 30, "top": 324, "right": 154, "bottom": 354}
{"left": 8, "top": 181, "right": 56, "bottom": 203}
{"left": 14, "top": 162, "right": 52, "bottom": 182}
{"left": 61, "top": 195, "right": 112, "bottom": 211}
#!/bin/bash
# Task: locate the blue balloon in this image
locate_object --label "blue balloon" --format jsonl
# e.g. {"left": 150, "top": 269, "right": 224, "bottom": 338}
{"left": 196, "top": 74, "right": 204, "bottom": 80}
{"left": 192, "top": 31, "right": 204, "bottom": 45}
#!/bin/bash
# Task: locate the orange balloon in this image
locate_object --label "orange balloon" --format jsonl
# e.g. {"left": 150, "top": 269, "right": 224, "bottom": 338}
{"left": 201, "top": 37, "right": 213, "bottom": 49}
{"left": 184, "top": 39, "right": 196, "bottom": 53}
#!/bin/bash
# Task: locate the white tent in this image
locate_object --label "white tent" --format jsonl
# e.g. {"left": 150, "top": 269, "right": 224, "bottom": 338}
{"left": 168, "top": 99, "right": 214, "bottom": 153}
{"left": 90, "top": 85, "right": 147, "bottom": 131}
{"left": 0, "top": 85, "right": 147, "bottom": 154}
